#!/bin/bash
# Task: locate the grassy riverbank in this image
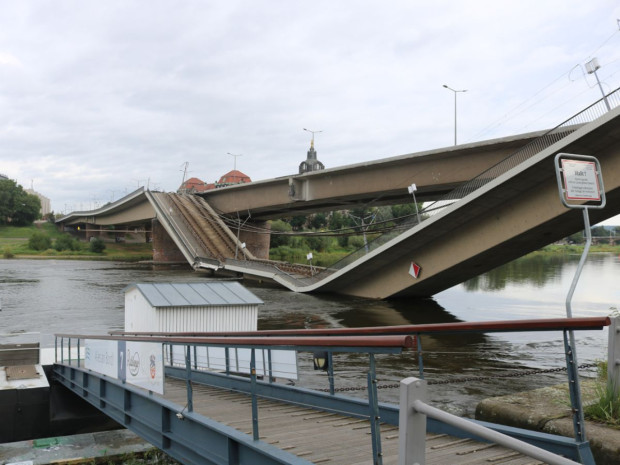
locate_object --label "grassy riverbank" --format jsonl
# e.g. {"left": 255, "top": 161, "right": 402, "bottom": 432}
{"left": 0, "top": 223, "right": 153, "bottom": 261}
{"left": 2, "top": 223, "right": 619, "bottom": 263}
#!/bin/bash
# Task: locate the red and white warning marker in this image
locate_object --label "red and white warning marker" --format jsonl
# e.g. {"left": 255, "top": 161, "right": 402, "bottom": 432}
{"left": 409, "top": 262, "right": 421, "bottom": 279}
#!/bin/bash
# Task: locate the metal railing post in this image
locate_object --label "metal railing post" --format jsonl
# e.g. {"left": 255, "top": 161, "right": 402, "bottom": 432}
{"left": 563, "top": 330, "right": 586, "bottom": 443}
{"left": 327, "top": 352, "right": 335, "bottom": 395}
{"left": 250, "top": 348, "right": 259, "bottom": 441}
{"left": 185, "top": 345, "right": 193, "bottom": 412}
{"left": 608, "top": 317, "right": 620, "bottom": 395}
{"left": 398, "top": 377, "right": 427, "bottom": 465}
{"left": 225, "top": 347, "right": 230, "bottom": 376}
{"left": 367, "top": 353, "right": 383, "bottom": 465}
{"left": 416, "top": 335, "right": 424, "bottom": 379}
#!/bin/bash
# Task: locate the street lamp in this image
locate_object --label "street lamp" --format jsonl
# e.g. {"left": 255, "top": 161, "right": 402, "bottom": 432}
{"left": 408, "top": 183, "right": 421, "bottom": 224}
{"left": 303, "top": 128, "right": 322, "bottom": 146}
{"left": 585, "top": 58, "right": 611, "bottom": 111}
{"left": 227, "top": 152, "right": 242, "bottom": 171}
{"left": 443, "top": 84, "right": 467, "bottom": 145}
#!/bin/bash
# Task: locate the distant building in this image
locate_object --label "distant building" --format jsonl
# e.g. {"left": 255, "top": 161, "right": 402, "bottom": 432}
{"left": 25, "top": 189, "right": 51, "bottom": 216}
{"left": 299, "top": 139, "right": 325, "bottom": 174}
{"left": 177, "top": 170, "right": 252, "bottom": 194}
{"left": 216, "top": 169, "right": 251, "bottom": 187}
{"left": 0, "top": 173, "right": 7, "bottom": 180}
{"left": 178, "top": 177, "right": 213, "bottom": 194}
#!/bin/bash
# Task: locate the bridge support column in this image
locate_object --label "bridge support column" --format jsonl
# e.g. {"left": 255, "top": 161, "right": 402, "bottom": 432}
{"left": 152, "top": 219, "right": 187, "bottom": 263}
{"left": 239, "top": 220, "right": 271, "bottom": 260}
{"left": 84, "top": 223, "right": 101, "bottom": 242}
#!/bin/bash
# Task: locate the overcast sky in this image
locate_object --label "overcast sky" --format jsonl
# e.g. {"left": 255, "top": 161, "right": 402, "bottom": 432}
{"left": 1, "top": 1, "right": 620, "bottom": 224}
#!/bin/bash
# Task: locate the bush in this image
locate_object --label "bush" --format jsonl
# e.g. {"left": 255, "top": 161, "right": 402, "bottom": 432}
{"left": 28, "top": 232, "right": 52, "bottom": 251}
{"left": 54, "top": 234, "right": 81, "bottom": 251}
{"left": 89, "top": 237, "right": 106, "bottom": 253}
{"left": 3, "top": 248, "right": 14, "bottom": 258}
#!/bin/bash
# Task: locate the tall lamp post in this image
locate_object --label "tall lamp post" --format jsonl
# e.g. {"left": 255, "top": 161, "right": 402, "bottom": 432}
{"left": 443, "top": 84, "right": 467, "bottom": 145}
{"left": 303, "top": 128, "right": 322, "bottom": 145}
{"left": 227, "top": 152, "right": 243, "bottom": 171}
{"left": 585, "top": 58, "right": 611, "bottom": 111}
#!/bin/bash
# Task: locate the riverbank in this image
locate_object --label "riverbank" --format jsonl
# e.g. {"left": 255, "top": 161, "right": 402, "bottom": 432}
{"left": 476, "top": 379, "right": 620, "bottom": 464}
{"left": 3, "top": 223, "right": 620, "bottom": 263}
{"left": 0, "top": 223, "right": 154, "bottom": 261}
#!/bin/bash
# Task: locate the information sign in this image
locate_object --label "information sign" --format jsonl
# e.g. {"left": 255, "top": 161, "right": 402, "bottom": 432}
{"left": 554, "top": 153, "right": 605, "bottom": 209}
{"left": 561, "top": 159, "right": 600, "bottom": 201}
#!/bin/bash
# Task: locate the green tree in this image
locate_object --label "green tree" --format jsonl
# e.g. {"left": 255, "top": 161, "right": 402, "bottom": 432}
{"left": 289, "top": 215, "right": 306, "bottom": 230}
{"left": 270, "top": 219, "right": 292, "bottom": 247}
{"left": 0, "top": 179, "right": 41, "bottom": 226}
{"left": 309, "top": 213, "right": 327, "bottom": 230}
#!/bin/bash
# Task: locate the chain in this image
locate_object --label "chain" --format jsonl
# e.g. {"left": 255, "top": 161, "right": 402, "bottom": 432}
{"left": 316, "top": 363, "right": 598, "bottom": 392}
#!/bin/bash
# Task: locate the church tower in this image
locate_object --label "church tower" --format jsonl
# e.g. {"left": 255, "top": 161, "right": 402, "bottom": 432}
{"left": 299, "top": 130, "right": 325, "bottom": 174}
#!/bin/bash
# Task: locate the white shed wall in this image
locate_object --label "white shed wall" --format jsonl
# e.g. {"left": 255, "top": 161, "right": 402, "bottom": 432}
{"left": 125, "top": 288, "right": 157, "bottom": 332}
{"left": 157, "top": 305, "right": 257, "bottom": 332}
{"left": 125, "top": 288, "right": 258, "bottom": 333}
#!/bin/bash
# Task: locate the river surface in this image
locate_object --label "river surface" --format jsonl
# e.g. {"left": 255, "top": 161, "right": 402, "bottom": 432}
{"left": 1, "top": 253, "right": 618, "bottom": 417}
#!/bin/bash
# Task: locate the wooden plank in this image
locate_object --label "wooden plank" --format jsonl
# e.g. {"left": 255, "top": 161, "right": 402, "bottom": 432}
{"left": 162, "top": 378, "right": 539, "bottom": 464}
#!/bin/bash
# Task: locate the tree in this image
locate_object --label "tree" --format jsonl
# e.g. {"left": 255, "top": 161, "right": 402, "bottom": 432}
{"left": 309, "top": 212, "right": 327, "bottom": 230}
{"left": 270, "top": 219, "right": 292, "bottom": 247}
{"left": 0, "top": 179, "right": 41, "bottom": 226}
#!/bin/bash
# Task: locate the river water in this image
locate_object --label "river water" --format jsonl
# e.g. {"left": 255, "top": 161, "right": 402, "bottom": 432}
{"left": 1, "top": 253, "right": 618, "bottom": 417}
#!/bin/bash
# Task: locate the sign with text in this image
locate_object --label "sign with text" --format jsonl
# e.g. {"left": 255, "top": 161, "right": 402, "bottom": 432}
{"left": 561, "top": 159, "right": 600, "bottom": 201}
{"left": 84, "top": 339, "right": 164, "bottom": 395}
{"left": 554, "top": 153, "right": 605, "bottom": 209}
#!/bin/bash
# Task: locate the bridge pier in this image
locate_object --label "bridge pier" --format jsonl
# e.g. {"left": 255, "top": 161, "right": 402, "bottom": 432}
{"left": 238, "top": 220, "right": 271, "bottom": 260}
{"left": 152, "top": 219, "right": 187, "bottom": 263}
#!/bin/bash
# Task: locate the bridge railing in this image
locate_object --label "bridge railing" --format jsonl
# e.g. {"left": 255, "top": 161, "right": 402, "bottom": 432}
{"left": 399, "top": 377, "right": 581, "bottom": 465}
{"left": 105, "top": 316, "right": 612, "bottom": 464}
{"left": 54, "top": 331, "right": 413, "bottom": 465}
{"left": 307, "top": 87, "right": 620, "bottom": 281}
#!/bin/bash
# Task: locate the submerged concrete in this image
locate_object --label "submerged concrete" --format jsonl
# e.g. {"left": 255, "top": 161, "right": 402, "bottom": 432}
{"left": 476, "top": 379, "right": 620, "bottom": 465}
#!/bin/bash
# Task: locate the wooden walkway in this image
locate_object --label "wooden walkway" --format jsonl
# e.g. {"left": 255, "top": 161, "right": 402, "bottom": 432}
{"left": 163, "top": 378, "right": 546, "bottom": 465}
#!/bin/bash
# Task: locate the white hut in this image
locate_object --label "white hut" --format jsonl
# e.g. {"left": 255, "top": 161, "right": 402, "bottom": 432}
{"left": 124, "top": 281, "right": 263, "bottom": 333}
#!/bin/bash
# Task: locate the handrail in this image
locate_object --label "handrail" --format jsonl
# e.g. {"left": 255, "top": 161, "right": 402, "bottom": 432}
{"left": 54, "top": 333, "right": 415, "bottom": 350}
{"left": 54, "top": 317, "right": 610, "bottom": 464}
{"left": 399, "top": 377, "right": 581, "bottom": 465}
{"left": 110, "top": 316, "right": 611, "bottom": 338}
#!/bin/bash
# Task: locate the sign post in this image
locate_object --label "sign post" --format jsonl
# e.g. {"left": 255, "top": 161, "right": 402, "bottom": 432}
{"left": 554, "top": 153, "right": 605, "bottom": 460}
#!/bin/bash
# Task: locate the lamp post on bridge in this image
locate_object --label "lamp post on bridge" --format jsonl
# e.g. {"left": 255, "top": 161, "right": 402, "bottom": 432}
{"left": 585, "top": 58, "right": 611, "bottom": 111}
{"left": 442, "top": 84, "right": 467, "bottom": 146}
{"left": 227, "top": 152, "right": 243, "bottom": 171}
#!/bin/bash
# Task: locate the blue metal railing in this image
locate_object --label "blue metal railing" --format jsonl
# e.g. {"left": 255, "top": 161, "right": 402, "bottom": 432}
{"left": 97, "top": 316, "right": 612, "bottom": 463}
{"left": 54, "top": 332, "right": 413, "bottom": 465}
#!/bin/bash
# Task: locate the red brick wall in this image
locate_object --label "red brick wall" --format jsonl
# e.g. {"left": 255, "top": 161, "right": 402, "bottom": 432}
{"left": 239, "top": 220, "right": 271, "bottom": 260}
{"left": 152, "top": 219, "right": 187, "bottom": 263}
